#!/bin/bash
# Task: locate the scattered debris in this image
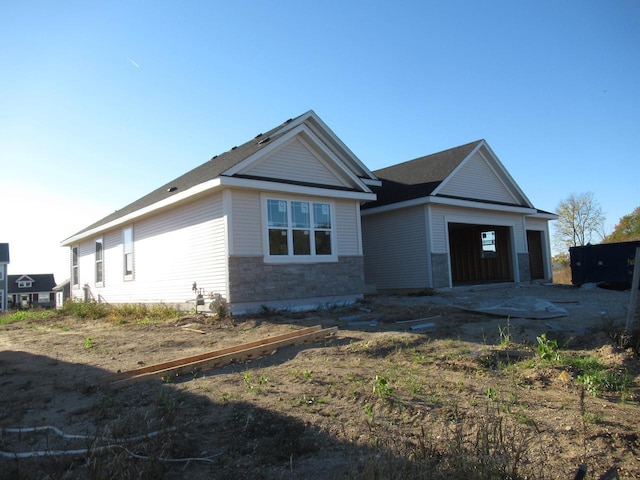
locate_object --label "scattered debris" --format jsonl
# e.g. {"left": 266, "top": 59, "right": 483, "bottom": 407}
{"left": 410, "top": 322, "right": 436, "bottom": 331}
{"left": 396, "top": 314, "right": 442, "bottom": 324}
{"left": 465, "top": 297, "right": 568, "bottom": 319}
{"left": 102, "top": 325, "right": 337, "bottom": 388}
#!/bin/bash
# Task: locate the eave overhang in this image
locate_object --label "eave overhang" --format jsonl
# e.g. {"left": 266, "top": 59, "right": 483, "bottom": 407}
{"left": 61, "top": 176, "right": 376, "bottom": 246}
{"left": 361, "top": 195, "right": 538, "bottom": 216}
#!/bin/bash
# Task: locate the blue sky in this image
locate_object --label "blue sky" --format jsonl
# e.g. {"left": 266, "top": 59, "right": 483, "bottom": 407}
{"left": 1, "top": 1, "right": 639, "bottom": 282}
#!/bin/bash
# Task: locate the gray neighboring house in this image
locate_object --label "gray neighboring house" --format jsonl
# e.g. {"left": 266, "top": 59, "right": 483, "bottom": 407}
{"left": 61, "top": 111, "right": 379, "bottom": 314}
{"left": 361, "top": 139, "right": 557, "bottom": 292}
{"left": 8, "top": 274, "right": 57, "bottom": 309}
{"left": 0, "top": 244, "right": 8, "bottom": 311}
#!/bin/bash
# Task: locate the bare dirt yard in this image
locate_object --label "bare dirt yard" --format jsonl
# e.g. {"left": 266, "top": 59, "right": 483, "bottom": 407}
{"left": 1, "top": 283, "right": 639, "bottom": 479}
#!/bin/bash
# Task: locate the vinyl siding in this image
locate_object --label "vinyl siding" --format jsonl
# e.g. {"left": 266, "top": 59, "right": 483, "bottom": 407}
{"left": 362, "top": 206, "right": 428, "bottom": 290}
{"left": 244, "top": 138, "right": 346, "bottom": 187}
{"left": 438, "top": 152, "right": 518, "bottom": 204}
{"left": 231, "top": 190, "right": 262, "bottom": 255}
{"left": 335, "top": 200, "right": 362, "bottom": 256}
{"left": 430, "top": 204, "right": 527, "bottom": 254}
{"left": 524, "top": 217, "right": 549, "bottom": 231}
{"left": 73, "top": 194, "right": 228, "bottom": 304}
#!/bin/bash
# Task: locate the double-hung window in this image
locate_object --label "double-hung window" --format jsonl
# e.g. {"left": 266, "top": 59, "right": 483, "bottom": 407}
{"left": 123, "top": 226, "right": 134, "bottom": 280}
{"left": 266, "top": 198, "right": 334, "bottom": 260}
{"left": 95, "top": 238, "right": 104, "bottom": 285}
{"left": 72, "top": 246, "right": 79, "bottom": 287}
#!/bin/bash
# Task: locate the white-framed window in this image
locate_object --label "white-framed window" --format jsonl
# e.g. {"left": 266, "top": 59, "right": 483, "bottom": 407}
{"left": 72, "top": 246, "right": 79, "bottom": 287}
{"left": 95, "top": 238, "right": 104, "bottom": 285}
{"left": 264, "top": 197, "right": 335, "bottom": 262}
{"left": 123, "top": 226, "right": 134, "bottom": 280}
{"left": 18, "top": 281, "right": 32, "bottom": 288}
{"left": 38, "top": 292, "right": 50, "bottom": 303}
{"left": 0, "top": 267, "right": 4, "bottom": 281}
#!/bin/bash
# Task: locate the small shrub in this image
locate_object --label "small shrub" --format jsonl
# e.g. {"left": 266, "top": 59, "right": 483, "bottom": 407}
{"left": 373, "top": 374, "right": 393, "bottom": 398}
{"left": 537, "top": 333, "right": 561, "bottom": 361}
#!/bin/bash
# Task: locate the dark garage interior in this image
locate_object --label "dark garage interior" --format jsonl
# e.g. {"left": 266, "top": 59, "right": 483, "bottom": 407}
{"left": 448, "top": 223, "right": 513, "bottom": 285}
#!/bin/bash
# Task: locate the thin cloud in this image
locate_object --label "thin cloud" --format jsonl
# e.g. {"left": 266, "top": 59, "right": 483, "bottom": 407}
{"left": 128, "top": 57, "right": 140, "bottom": 68}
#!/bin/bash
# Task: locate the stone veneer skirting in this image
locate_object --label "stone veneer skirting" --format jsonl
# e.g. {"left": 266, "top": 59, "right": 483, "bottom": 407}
{"left": 431, "top": 253, "right": 451, "bottom": 288}
{"left": 517, "top": 252, "right": 531, "bottom": 283}
{"left": 228, "top": 256, "right": 365, "bottom": 304}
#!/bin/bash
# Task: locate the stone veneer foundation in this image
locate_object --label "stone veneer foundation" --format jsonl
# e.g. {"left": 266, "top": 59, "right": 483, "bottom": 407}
{"left": 228, "top": 256, "right": 365, "bottom": 305}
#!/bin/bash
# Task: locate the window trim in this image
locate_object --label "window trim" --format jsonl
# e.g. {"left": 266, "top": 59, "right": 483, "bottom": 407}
{"left": 262, "top": 195, "right": 337, "bottom": 264}
{"left": 123, "top": 226, "right": 134, "bottom": 281}
{"left": 95, "top": 237, "right": 104, "bottom": 287}
{"left": 72, "top": 246, "right": 80, "bottom": 288}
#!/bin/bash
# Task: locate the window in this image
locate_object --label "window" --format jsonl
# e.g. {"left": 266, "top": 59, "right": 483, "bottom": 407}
{"left": 72, "top": 246, "right": 79, "bottom": 286}
{"left": 18, "top": 281, "right": 32, "bottom": 288}
{"left": 123, "top": 226, "right": 134, "bottom": 280}
{"left": 95, "top": 238, "right": 104, "bottom": 285}
{"left": 266, "top": 198, "right": 333, "bottom": 259}
{"left": 481, "top": 230, "right": 497, "bottom": 258}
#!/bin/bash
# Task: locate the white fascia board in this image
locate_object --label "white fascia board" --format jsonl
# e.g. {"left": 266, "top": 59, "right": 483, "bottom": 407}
{"left": 61, "top": 178, "right": 223, "bottom": 246}
{"left": 528, "top": 211, "right": 558, "bottom": 220}
{"left": 219, "top": 176, "right": 376, "bottom": 201}
{"left": 479, "top": 142, "right": 535, "bottom": 208}
{"left": 224, "top": 123, "right": 373, "bottom": 194}
{"left": 304, "top": 113, "right": 379, "bottom": 181}
{"left": 362, "top": 178, "right": 382, "bottom": 187}
{"left": 361, "top": 195, "right": 537, "bottom": 216}
{"left": 430, "top": 141, "right": 483, "bottom": 197}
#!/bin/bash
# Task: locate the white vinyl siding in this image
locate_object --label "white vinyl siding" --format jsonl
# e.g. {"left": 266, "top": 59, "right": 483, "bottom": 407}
{"left": 524, "top": 217, "right": 549, "bottom": 231}
{"left": 73, "top": 194, "right": 228, "bottom": 303}
{"left": 244, "top": 138, "right": 346, "bottom": 187}
{"left": 335, "top": 200, "right": 362, "bottom": 255}
{"left": 362, "top": 206, "right": 428, "bottom": 290}
{"left": 230, "top": 190, "right": 262, "bottom": 255}
{"left": 429, "top": 204, "right": 527, "bottom": 254}
{"left": 438, "top": 152, "right": 518, "bottom": 204}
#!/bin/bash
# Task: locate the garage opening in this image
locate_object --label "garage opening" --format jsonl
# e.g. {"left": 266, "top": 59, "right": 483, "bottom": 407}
{"left": 448, "top": 223, "right": 513, "bottom": 285}
{"left": 527, "top": 230, "right": 545, "bottom": 280}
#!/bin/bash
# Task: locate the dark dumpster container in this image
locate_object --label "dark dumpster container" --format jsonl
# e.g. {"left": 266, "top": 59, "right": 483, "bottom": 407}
{"left": 570, "top": 241, "right": 640, "bottom": 288}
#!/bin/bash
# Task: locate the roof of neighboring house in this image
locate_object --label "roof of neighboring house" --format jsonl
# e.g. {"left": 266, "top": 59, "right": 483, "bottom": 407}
{"left": 0, "top": 243, "right": 9, "bottom": 263}
{"left": 63, "top": 110, "right": 377, "bottom": 244}
{"left": 8, "top": 274, "right": 57, "bottom": 294}
{"left": 363, "top": 140, "right": 483, "bottom": 209}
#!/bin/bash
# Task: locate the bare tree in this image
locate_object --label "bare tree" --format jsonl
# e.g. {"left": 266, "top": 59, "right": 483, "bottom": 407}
{"left": 554, "top": 192, "right": 606, "bottom": 250}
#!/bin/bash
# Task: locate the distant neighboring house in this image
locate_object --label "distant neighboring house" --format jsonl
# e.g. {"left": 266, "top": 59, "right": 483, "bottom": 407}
{"left": 54, "top": 278, "right": 71, "bottom": 309}
{"left": 8, "top": 274, "right": 57, "bottom": 309}
{"left": 0, "top": 244, "right": 9, "bottom": 311}
{"left": 61, "top": 111, "right": 379, "bottom": 314}
{"left": 361, "top": 140, "right": 557, "bottom": 291}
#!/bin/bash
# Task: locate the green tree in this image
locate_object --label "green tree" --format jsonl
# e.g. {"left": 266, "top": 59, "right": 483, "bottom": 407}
{"left": 554, "top": 192, "right": 606, "bottom": 250}
{"left": 603, "top": 206, "right": 640, "bottom": 243}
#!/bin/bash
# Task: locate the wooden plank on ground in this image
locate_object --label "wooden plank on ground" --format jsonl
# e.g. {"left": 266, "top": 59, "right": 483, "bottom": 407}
{"left": 102, "top": 325, "right": 336, "bottom": 388}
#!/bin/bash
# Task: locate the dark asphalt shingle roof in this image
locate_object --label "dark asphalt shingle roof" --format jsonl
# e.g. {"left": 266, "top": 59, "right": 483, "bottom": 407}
{"left": 71, "top": 115, "right": 303, "bottom": 238}
{"left": 0, "top": 243, "right": 9, "bottom": 263}
{"left": 363, "top": 140, "right": 483, "bottom": 209}
{"left": 8, "top": 274, "right": 57, "bottom": 294}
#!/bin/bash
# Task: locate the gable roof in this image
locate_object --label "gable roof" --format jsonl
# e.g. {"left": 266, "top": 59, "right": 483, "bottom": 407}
{"left": 8, "top": 274, "right": 57, "bottom": 294}
{"left": 62, "top": 111, "right": 378, "bottom": 246}
{"left": 0, "top": 243, "right": 9, "bottom": 263}
{"left": 365, "top": 140, "right": 482, "bottom": 209}
{"left": 363, "top": 139, "right": 534, "bottom": 211}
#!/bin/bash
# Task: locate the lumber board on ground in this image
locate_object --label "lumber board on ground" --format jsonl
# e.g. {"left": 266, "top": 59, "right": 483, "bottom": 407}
{"left": 101, "top": 325, "right": 336, "bottom": 388}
